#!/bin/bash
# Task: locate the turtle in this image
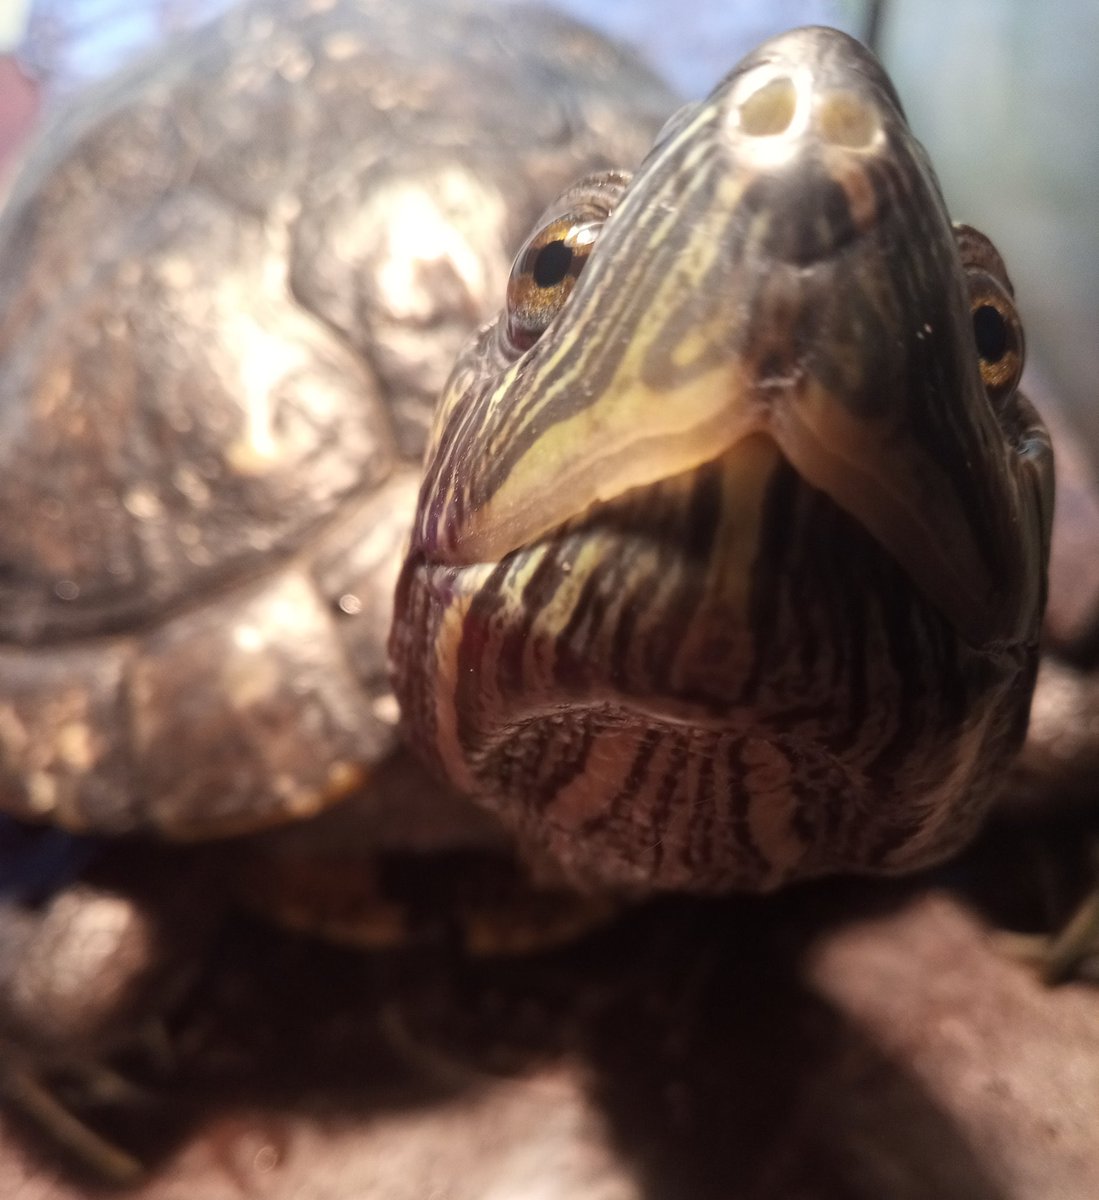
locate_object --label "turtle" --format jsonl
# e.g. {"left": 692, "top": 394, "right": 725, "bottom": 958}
{"left": 385, "top": 21, "right": 1099, "bottom": 981}
{"left": 0, "top": 10, "right": 1070, "bottom": 1184}
{"left": 0, "top": 0, "right": 675, "bottom": 1178}
{"left": 388, "top": 27, "right": 1053, "bottom": 897}
{"left": 386, "top": 18, "right": 1099, "bottom": 982}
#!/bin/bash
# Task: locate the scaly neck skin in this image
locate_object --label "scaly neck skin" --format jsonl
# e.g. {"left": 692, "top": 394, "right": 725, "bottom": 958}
{"left": 392, "top": 433, "right": 1030, "bottom": 893}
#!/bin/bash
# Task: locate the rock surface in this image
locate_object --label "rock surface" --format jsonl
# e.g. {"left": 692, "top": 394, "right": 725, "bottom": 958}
{"left": 4, "top": 836, "right": 1098, "bottom": 1199}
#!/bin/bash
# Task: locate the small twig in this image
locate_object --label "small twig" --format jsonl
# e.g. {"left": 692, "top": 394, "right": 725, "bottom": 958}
{"left": 2, "top": 1063, "right": 146, "bottom": 1186}
{"left": 1043, "top": 886, "right": 1099, "bottom": 986}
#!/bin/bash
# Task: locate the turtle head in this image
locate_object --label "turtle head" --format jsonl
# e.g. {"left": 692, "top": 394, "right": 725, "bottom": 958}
{"left": 392, "top": 28, "right": 1054, "bottom": 892}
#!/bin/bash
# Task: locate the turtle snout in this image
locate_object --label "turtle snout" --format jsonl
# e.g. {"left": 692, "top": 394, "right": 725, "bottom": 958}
{"left": 720, "top": 29, "right": 896, "bottom": 265}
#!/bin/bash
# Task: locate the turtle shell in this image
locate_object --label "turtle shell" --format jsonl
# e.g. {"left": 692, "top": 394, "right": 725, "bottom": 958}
{"left": 0, "top": 0, "right": 675, "bottom": 836}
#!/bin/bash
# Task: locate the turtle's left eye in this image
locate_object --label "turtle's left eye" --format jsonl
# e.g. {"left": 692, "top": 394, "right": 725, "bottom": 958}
{"left": 967, "top": 275, "right": 1024, "bottom": 403}
{"left": 505, "top": 214, "right": 604, "bottom": 352}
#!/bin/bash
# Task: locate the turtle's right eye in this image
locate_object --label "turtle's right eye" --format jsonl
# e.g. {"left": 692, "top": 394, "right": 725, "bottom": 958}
{"left": 505, "top": 214, "right": 604, "bottom": 352}
{"left": 503, "top": 170, "right": 631, "bottom": 355}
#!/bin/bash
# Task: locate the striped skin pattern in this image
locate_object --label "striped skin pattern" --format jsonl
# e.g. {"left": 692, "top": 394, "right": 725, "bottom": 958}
{"left": 390, "top": 28, "right": 1054, "bottom": 894}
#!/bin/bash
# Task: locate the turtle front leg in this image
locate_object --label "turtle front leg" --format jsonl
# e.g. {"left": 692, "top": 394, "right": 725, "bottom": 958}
{"left": 0, "top": 867, "right": 216, "bottom": 1180}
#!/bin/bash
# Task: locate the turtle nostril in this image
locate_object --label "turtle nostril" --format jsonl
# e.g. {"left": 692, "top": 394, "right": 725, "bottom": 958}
{"left": 817, "top": 91, "right": 880, "bottom": 149}
{"left": 737, "top": 75, "right": 797, "bottom": 137}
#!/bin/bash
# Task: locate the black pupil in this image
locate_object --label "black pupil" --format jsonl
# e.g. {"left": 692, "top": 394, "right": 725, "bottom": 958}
{"left": 532, "top": 239, "right": 573, "bottom": 288}
{"left": 973, "top": 304, "right": 1008, "bottom": 363}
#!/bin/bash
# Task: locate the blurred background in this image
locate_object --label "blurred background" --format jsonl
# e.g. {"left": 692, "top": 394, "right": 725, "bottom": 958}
{"left": 1, "top": 0, "right": 1095, "bottom": 446}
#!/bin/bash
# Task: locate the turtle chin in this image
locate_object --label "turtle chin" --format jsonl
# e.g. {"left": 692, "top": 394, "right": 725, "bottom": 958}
{"left": 395, "top": 434, "right": 1036, "bottom": 895}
